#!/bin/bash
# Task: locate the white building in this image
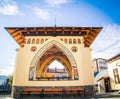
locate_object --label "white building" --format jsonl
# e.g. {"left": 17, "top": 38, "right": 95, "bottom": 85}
{"left": 93, "top": 58, "right": 110, "bottom": 93}
{"left": 108, "top": 53, "right": 120, "bottom": 91}
{"left": 93, "top": 58, "right": 108, "bottom": 75}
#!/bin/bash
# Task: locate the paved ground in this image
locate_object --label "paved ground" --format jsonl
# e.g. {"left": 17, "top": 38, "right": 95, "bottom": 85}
{"left": 0, "top": 92, "right": 120, "bottom": 99}
{"left": 95, "top": 92, "right": 120, "bottom": 98}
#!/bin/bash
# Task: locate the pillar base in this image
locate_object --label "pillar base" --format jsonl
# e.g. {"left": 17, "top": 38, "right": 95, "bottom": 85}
{"left": 12, "top": 85, "right": 95, "bottom": 98}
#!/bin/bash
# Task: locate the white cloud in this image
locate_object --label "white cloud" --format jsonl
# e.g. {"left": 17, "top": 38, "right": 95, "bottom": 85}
{"left": 33, "top": 7, "right": 50, "bottom": 20}
{"left": 0, "top": 58, "right": 15, "bottom": 76}
{"left": 91, "top": 24, "right": 120, "bottom": 59}
{"left": 0, "top": 0, "right": 23, "bottom": 15}
{"left": 45, "top": 0, "right": 71, "bottom": 6}
{"left": 0, "top": 68, "right": 14, "bottom": 76}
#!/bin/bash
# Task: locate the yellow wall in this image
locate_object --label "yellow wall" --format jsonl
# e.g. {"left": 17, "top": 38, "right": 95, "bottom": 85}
{"left": 13, "top": 36, "right": 94, "bottom": 87}
{"left": 108, "top": 58, "right": 120, "bottom": 90}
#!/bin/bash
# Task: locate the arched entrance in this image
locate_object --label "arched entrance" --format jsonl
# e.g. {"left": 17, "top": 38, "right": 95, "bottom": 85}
{"left": 36, "top": 45, "right": 72, "bottom": 80}
{"left": 29, "top": 40, "right": 78, "bottom": 80}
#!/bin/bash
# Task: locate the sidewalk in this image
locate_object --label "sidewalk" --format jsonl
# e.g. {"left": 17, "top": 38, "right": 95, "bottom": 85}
{"left": 95, "top": 92, "right": 120, "bottom": 98}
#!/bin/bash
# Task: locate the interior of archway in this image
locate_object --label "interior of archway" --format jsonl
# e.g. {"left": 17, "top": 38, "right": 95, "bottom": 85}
{"left": 44, "top": 60, "right": 69, "bottom": 80}
{"left": 36, "top": 45, "right": 72, "bottom": 80}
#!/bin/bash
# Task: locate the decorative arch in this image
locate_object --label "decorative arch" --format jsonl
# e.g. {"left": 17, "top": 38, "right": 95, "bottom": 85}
{"left": 29, "top": 40, "right": 77, "bottom": 80}
{"left": 37, "top": 55, "right": 72, "bottom": 78}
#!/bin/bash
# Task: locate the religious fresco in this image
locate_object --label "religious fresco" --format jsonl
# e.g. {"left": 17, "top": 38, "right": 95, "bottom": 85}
{"left": 73, "top": 67, "right": 79, "bottom": 80}
{"left": 71, "top": 46, "right": 78, "bottom": 52}
{"left": 29, "top": 40, "right": 78, "bottom": 80}
{"left": 29, "top": 67, "right": 35, "bottom": 80}
{"left": 31, "top": 46, "right": 37, "bottom": 52}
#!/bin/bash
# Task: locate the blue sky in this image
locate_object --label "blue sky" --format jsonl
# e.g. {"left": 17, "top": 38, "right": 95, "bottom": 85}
{"left": 0, "top": 0, "right": 120, "bottom": 75}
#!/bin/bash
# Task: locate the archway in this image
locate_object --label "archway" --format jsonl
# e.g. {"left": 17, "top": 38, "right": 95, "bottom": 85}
{"left": 29, "top": 40, "right": 78, "bottom": 80}
{"left": 43, "top": 60, "right": 69, "bottom": 80}
{"left": 36, "top": 45, "right": 72, "bottom": 80}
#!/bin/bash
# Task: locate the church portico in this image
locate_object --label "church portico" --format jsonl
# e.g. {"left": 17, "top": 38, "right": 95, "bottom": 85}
{"left": 5, "top": 26, "right": 102, "bottom": 98}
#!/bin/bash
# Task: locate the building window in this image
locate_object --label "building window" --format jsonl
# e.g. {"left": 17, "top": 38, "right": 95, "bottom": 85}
{"left": 78, "top": 39, "right": 81, "bottom": 44}
{"left": 113, "top": 68, "right": 120, "bottom": 84}
{"left": 61, "top": 39, "right": 63, "bottom": 41}
{"left": 41, "top": 39, "right": 44, "bottom": 44}
{"left": 32, "top": 39, "right": 35, "bottom": 44}
{"left": 27, "top": 39, "right": 31, "bottom": 44}
{"left": 69, "top": 39, "right": 72, "bottom": 44}
{"left": 45, "top": 39, "right": 48, "bottom": 41}
{"left": 64, "top": 39, "right": 67, "bottom": 44}
{"left": 36, "top": 39, "right": 39, "bottom": 44}
{"left": 73, "top": 39, "right": 76, "bottom": 44}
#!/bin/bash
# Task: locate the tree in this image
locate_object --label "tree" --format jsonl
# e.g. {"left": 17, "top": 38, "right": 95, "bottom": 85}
{"left": 8, "top": 74, "right": 13, "bottom": 86}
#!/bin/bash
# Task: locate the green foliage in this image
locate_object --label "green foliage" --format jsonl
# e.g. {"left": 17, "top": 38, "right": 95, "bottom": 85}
{"left": 8, "top": 74, "right": 13, "bottom": 86}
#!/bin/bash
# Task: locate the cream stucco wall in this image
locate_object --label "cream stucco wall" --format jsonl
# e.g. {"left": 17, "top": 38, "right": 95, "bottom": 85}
{"left": 13, "top": 36, "right": 94, "bottom": 87}
{"left": 108, "top": 58, "right": 120, "bottom": 90}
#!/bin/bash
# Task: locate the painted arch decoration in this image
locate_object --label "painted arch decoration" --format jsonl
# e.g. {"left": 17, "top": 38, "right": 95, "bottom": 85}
{"left": 29, "top": 40, "right": 78, "bottom": 80}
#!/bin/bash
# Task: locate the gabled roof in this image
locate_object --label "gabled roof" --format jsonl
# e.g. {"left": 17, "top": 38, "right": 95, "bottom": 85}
{"left": 107, "top": 53, "right": 120, "bottom": 63}
{"left": 5, "top": 26, "right": 102, "bottom": 47}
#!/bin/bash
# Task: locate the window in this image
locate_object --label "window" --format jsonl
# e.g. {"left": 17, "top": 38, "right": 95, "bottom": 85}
{"left": 64, "top": 39, "right": 67, "bottom": 44}
{"left": 32, "top": 39, "right": 35, "bottom": 44}
{"left": 27, "top": 39, "right": 31, "bottom": 44}
{"left": 41, "top": 39, "right": 44, "bottom": 44}
{"left": 69, "top": 39, "right": 72, "bottom": 44}
{"left": 45, "top": 39, "right": 48, "bottom": 41}
{"left": 73, "top": 39, "right": 76, "bottom": 44}
{"left": 61, "top": 39, "right": 63, "bottom": 41}
{"left": 78, "top": 39, "right": 81, "bottom": 44}
{"left": 36, "top": 39, "right": 39, "bottom": 44}
{"left": 113, "top": 68, "right": 120, "bottom": 84}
